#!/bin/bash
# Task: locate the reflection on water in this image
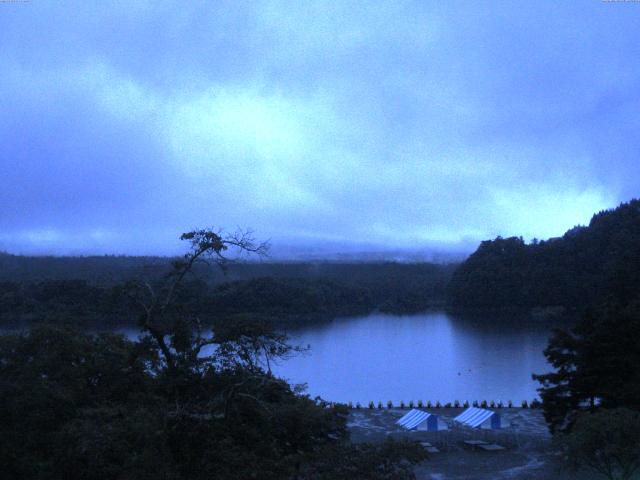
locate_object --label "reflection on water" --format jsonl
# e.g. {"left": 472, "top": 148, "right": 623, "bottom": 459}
{"left": 273, "top": 311, "right": 570, "bottom": 404}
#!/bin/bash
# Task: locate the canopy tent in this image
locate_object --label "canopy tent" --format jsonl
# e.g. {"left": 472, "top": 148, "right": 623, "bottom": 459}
{"left": 395, "top": 409, "right": 446, "bottom": 431}
{"left": 453, "top": 407, "right": 501, "bottom": 429}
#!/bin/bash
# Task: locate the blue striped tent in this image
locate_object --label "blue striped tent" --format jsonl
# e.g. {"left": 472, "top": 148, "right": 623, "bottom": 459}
{"left": 453, "top": 407, "right": 501, "bottom": 429}
{"left": 395, "top": 409, "right": 440, "bottom": 431}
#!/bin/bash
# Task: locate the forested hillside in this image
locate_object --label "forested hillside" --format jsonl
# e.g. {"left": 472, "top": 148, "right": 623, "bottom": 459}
{"left": 0, "top": 261, "right": 456, "bottom": 328}
{"left": 449, "top": 199, "right": 640, "bottom": 310}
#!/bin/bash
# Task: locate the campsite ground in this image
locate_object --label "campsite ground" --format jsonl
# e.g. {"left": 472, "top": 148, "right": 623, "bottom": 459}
{"left": 347, "top": 408, "right": 594, "bottom": 479}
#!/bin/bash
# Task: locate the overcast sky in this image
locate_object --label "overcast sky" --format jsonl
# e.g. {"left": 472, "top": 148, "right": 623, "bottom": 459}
{"left": 1, "top": 1, "right": 639, "bottom": 255}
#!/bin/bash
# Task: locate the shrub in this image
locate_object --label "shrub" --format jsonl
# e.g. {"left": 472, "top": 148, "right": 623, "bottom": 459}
{"left": 508, "top": 400, "right": 513, "bottom": 408}
{"left": 561, "top": 408, "right": 640, "bottom": 480}
{"left": 355, "top": 402, "right": 361, "bottom": 409}
{"left": 472, "top": 400, "right": 479, "bottom": 407}
{"left": 435, "top": 401, "right": 441, "bottom": 408}
{"left": 0, "top": 323, "right": 357, "bottom": 480}
{"left": 521, "top": 400, "right": 529, "bottom": 408}
{"left": 400, "top": 400, "right": 405, "bottom": 409}
{"left": 417, "top": 400, "right": 423, "bottom": 408}
{"left": 454, "top": 400, "right": 460, "bottom": 408}
{"left": 387, "top": 400, "right": 393, "bottom": 409}
{"left": 426, "top": 401, "right": 432, "bottom": 408}
{"left": 481, "top": 400, "right": 488, "bottom": 408}
{"left": 368, "top": 401, "right": 375, "bottom": 409}
{"left": 408, "top": 400, "right": 414, "bottom": 409}
{"left": 463, "top": 400, "right": 469, "bottom": 408}
{"left": 348, "top": 401, "right": 354, "bottom": 409}
{"left": 444, "top": 402, "right": 452, "bottom": 408}
{"left": 490, "top": 400, "right": 496, "bottom": 408}
{"left": 377, "top": 401, "right": 383, "bottom": 409}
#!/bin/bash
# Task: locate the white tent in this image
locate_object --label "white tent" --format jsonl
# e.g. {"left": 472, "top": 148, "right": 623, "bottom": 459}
{"left": 395, "top": 409, "right": 447, "bottom": 431}
{"left": 453, "top": 407, "right": 501, "bottom": 429}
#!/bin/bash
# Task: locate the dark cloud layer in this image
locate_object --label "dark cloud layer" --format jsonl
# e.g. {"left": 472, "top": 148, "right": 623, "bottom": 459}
{"left": 1, "top": 1, "right": 639, "bottom": 255}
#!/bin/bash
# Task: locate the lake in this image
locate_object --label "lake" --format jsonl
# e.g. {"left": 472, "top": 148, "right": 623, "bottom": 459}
{"left": 7, "top": 309, "right": 568, "bottom": 405}
{"left": 272, "top": 311, "right": 567, "bottom": 405}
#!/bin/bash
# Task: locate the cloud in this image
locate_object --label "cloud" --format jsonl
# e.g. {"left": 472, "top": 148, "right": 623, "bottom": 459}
{"left": 490, "top": 186, "right": 615, "bottom": 240}
{"left": 0, "top": 1, "right": 638, "bottom": 254}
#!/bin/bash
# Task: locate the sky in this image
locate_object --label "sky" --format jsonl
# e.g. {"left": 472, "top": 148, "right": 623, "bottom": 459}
{"left": 1, "top": 1, "right": 639, "bottom": 256}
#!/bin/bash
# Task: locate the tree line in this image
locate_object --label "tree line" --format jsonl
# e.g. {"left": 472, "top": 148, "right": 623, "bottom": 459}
{"left": 0, "top": 262, "right": 455, "bottom": 329}
{"left": 449, "top": 199, "right": 640, "bottom": 311}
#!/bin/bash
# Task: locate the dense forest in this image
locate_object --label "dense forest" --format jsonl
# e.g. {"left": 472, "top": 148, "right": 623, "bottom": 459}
{"left": 0, "top": 258, "right": 456, "bottom": 328}
{"left": 449, "top": 199, "right": 640, "bottom": 311}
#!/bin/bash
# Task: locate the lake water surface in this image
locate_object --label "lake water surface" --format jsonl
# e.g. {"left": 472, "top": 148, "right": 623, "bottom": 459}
{"left": 272, "top": 311, "right": 567, "bottom": 405}
{"left": 7, "top": 310, "right": 567, "bottom": 405}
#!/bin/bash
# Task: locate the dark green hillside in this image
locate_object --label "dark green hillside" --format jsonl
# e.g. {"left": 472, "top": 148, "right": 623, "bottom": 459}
{"left": 0, "top": 253, "right": 171, "bottom": 284}
{"left": 449, "top": 199, "right": 640, "bottom": 310}
{"left": 0, "top": 262, "right": 456, "bottom": 328}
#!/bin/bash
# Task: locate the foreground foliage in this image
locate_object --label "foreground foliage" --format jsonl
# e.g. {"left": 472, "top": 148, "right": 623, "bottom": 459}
{"left": 533, "top": 301, "right": 640, "bottom": 432}
{"left": 298, "top": 440, "right": 427, "bottom": 479}
{"left": 0, "top": 324, "right": 347, "bottom": 479}
{"left": 560, "top": 408, "right": 640, "bottom": 480}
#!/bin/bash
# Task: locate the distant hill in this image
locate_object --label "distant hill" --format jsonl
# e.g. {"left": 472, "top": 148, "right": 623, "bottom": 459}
{"left": 449, "top": 199, "right": 640, "bottom": 311}
{"left": 0, "top": 253, "right": 172, "bottom": 284}
{"left": 0, "top": 253, "right": 455, "bottom": 287}
{"left": 0, "top": 256, "right": 457, "bottom": 327}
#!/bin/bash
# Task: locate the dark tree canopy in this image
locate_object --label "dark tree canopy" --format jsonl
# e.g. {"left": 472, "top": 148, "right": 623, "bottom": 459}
{"left": 449, "top": 199, "right": 640, "bottom": 311}
{"left": 533, "top": 300, "right": 640, "bottom": 432}
{"left": 0, "top": 261, "right": 455, "bottom": 330}
{"left": 561, "top": 408, "right": 640, "bottom": 480}
{"left": 0, "top": 324, "right": 351, "bottom": 480}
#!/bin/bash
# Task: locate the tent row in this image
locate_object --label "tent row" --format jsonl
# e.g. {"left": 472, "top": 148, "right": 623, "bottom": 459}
{"left": 396, "top": 407, "right": 502, "bottom": 431}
